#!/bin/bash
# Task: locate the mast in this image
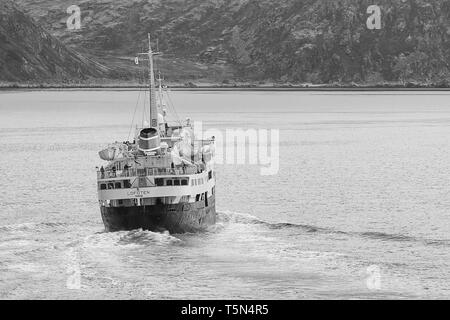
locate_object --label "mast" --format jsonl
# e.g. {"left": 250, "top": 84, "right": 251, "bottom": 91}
{"left": 148, "top": 34, "right": 157, "bottom": 128}
{"left": 139, "top": 33, "right": 160, "bottom": 129}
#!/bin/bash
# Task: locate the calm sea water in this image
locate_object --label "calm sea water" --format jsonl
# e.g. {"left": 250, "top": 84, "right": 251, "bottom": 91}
{"left": 0, "top": 90, "right": 449, "bottom": 299}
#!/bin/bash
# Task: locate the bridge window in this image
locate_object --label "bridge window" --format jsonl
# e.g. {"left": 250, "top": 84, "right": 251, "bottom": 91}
{"left": 155, "top": 178, "right": 164, "bottom": 186}
{"left": 100, "top": 184, "right": 106, "bottom": 190}
{"left": 174, "top": 179, "right": 180, "bottom": 186}
{"left": 124, "top": 180, "right": 131, "bottom": 188}
{"left": 115, "top": 182, "right": 121, "bottom": 189}
{"left": 208, "top": 171, "right": 212, "bottom": 180}
{"left": 108, "top": 183, "right": 114, "bottom": 189}
{"left": 195, "top": 194, "right": 200, "bottom": 202}
{"left": 181, "top": 179, "right": 188, "bottom": 186}
{"left": 166, "top": 180, "right": 173, "bottom": 186}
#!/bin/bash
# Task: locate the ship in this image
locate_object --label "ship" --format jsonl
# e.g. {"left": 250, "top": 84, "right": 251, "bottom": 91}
{"left": 96, "top": 34, "right": 217, "bottom": 233}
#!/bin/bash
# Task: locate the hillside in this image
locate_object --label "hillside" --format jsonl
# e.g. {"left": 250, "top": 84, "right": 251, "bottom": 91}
{"left": 0, "top": 1, "right": 119, "bottom": 83}
{"left": 10, "top": 0, "right": 450, "bottom": 86}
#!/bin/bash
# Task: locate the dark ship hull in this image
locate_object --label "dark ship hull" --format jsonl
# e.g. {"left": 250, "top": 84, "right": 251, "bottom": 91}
{"left": 101, "top": 195, "right": 216, "bottom": 234}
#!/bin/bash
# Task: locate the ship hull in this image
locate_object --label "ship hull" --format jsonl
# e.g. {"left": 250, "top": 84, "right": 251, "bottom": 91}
{"left": 100, "top": 195, "right": 216, "bottom": 234}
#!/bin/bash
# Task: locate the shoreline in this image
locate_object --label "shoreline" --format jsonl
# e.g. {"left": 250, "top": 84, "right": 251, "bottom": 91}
{"left": 1, "top": 85, "right": 450, "bottom": 92}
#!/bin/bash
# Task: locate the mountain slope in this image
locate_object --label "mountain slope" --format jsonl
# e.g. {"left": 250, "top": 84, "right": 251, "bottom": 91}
{"left": 0, "top": 1, "right": 115, "bottom": 83}
{"left": 12, "top": 0, "right": 450, "bottom": 85}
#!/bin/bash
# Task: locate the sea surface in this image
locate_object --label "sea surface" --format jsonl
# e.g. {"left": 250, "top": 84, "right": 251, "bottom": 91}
{"left": 0, "top": 90, "right": 449, "bottom": 299}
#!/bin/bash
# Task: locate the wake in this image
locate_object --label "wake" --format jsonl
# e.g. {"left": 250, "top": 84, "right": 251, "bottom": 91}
{"left": 217, "top": 210, "right": 450, "bottom": 248}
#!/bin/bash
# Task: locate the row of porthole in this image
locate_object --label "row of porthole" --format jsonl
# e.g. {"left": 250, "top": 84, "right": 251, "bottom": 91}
{"left": 99, "top": 180, "right": 132, "bottom": 190}
{"left": 155, "top": 178, "right": 189, "bottom": 187}
{"left": 101, "top": 173, "right": 213, "bottom": 190}
{"left": 100, "top": 182, "right": 121, "bottom": 190}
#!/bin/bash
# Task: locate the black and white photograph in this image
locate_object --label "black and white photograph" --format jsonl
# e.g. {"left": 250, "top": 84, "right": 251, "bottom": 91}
{"left": 0, "top": 0, "right": 449, "bottom": 303}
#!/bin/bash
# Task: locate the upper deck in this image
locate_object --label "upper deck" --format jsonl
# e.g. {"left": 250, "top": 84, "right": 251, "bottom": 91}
{"left": 97, "top": 165, "right": 200, "bottom": 181}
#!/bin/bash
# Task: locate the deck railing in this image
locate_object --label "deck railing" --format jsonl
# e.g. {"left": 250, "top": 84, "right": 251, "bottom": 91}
{"left": 97, "top": 166, "right": 200, "bottom": 180}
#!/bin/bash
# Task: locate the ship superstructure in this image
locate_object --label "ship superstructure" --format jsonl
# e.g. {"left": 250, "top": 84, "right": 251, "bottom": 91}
{"left": 97, "top": 35, "right": 216, "bottom": 233}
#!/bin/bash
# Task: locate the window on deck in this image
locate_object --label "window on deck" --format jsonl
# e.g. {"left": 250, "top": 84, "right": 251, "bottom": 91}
{"left": 124, "top": 180, "right": 131, "bottom": 188}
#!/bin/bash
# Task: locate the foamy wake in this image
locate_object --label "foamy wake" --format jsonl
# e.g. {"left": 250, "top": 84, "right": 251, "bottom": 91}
{"left": 81, "top": 229, "right": 183, "bottom": 249}
{"left": 216, "top": 210, "right": 450, "bottom": 247}
{"left": 217, "top": 210, "right": 262, "bottom": 224}
{"left": 217, "top": 210, "right": 319, "bottom": 232}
